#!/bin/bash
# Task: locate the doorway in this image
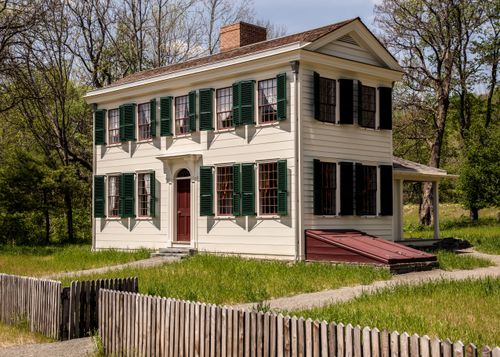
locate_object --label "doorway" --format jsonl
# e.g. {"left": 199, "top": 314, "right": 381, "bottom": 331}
{"left": 176, "top": 169, "right": 191, "bottom": 242}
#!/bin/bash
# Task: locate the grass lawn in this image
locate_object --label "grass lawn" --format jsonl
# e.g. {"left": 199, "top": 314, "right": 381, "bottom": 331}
{"left": 0, "top": 244, "right": 150, "bottom": 277}
{"left": 403, "top": 204, "right": 500, "bottom": 254}
{"left": 61, "top": 254, "right": 392, "bottom": 305}
{"left": 435, "top": 250, "right": 493, "bottom": 270}
{"left": 292, "top": 277, "right": 500, "bottom": 347}
{"left": 0, "top": 321, "right": 52, "bottom": 348}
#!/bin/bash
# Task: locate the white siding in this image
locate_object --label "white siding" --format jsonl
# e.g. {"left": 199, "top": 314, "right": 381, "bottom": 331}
{"left": 300, "top": 64, "right": 394, "bottom": 247}
{"left": 316, "top": 35, "right": 386, "bottom": 67}
{"left": 95, "top": 66, "right": 297, "bottom": 258}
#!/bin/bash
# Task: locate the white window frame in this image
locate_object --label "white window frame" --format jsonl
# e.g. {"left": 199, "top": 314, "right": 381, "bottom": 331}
{"left": 256, "top": 159, "right": 280, "bottom": 218}
{"left": 137, "top": 102, "right": 152, "bottom": 142}
{"left": 136, "top": 171, "right": 154, "bottom": 219}
{"left": 107, "top": 108, "right": 120, "bottom": 146}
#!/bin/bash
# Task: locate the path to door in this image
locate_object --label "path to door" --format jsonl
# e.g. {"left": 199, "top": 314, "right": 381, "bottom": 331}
{"left": 234, "top": 249, "right": 500, "bottom": 311}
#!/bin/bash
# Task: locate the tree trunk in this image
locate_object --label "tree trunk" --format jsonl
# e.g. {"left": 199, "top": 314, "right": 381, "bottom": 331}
{"left": 64, "top": 190, "right": 74, "bottom": 243}
{"left": 469, "top": 207, "right": 479, "bottom": 221}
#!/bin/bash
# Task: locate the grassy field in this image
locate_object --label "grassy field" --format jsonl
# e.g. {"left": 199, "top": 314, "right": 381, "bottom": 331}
{"left": 434, "top": 250, "right": 493, "bottom": 270}
{"left": 403, "top": 204, "right": 500, "bottom": 254}
{"left": 0, "top": 321, "right": 52, "bottom": 348}
{"left": 292, "top": 277, "right": 500, "bottom": 347}
{"left": 61, "top": 254, "right": 392, "bottom": 305}
{"left": 0, "top": 244, "right": 150, "bottom": 277}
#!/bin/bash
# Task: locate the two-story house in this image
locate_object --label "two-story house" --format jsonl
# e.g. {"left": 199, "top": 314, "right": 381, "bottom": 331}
{"left": 84, "top": 18, "right": 444, "bottom": 266}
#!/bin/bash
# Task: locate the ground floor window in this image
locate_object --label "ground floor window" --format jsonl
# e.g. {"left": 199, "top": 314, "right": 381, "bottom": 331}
{"left": 216, "top": 166, "right": 233, "bottom": 216}
{"left": 321, "top": 162, "right": 337, "bottom": 215}
{"left": 138, "top": 173, "right": 152, "bottom": 217}
{"left": 259, "top": 162, "right": 278, "bottom": 215}
{"left": 108, "top": 175, "right": 120, "bottom": 217}
{"left": 358, "top": 165, "right": 377, "bottom": 215}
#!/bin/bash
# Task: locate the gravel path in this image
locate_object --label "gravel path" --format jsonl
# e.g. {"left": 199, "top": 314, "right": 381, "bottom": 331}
{"left": 43, "top": 255, "right": 179, "bottom": 280}
{"left": 0, "top": 337, "right": 96, "bottom": 357}
{"left": 234, "top": 250, "right": 500, "bottom": 312}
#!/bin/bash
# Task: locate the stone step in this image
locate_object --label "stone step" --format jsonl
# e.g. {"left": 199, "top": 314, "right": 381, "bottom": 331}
{"left": 150, "top": 247, "right": 196, "bottom": 258}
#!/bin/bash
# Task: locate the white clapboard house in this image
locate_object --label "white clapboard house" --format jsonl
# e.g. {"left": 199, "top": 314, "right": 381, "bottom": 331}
{"left": 84, "top": 18, "right": 445, "bottom": 265}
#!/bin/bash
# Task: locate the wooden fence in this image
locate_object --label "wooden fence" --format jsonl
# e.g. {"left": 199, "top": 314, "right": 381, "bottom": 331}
{"left": 61, "top": 277, "right": 138, "bottom": 340}
{"left": 99, "top": 289, "right": 500, "bottom": 357}
{"left": 0, "top": 273, "right": 61, "bottom": 339}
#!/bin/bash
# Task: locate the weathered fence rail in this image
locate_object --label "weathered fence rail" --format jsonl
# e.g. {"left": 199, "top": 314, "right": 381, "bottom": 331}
{"left": 99, "top": 289, "right": 500, "bottom": 357}
{"left": 61, "top": 277, "right": 138, "bottom": 340}
{"left": 0, "top": 273, "right": 61, "bottom": 339}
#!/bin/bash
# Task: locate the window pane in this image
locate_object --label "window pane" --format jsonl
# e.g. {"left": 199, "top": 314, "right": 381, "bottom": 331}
{"left": 138, "top": 103, "right": 151, "bottom": 140}
{"left": 258, "top": 79, "right": 277, "bottom": 123}
{"left": 175, "top": 95, "right": 189, "bottom": 134}
{"left": 360, "top": 166, "right": 377, "bottom": 215}
{"left": 217, "top": 166, "right": 233, "bottom": 216}
{"left": 319, "top": 77, "right": 336, "bottom": 123}
{"left": 138, "top": 173, "right": 151, "bottom": 217}
{"left": 216, "top": 87, "right": 233, "bottom": 129}
{"left": 360, "top": 86, "right": 376, "bottom": 128}
{"left": 108, "top": 109, "right": 120, "bottom": 144}
{"left": 259, "top": 162, "right": 278, "bottom": 215}
{"left": 321, "top": 162, "right": 336, "bottom": 215}
{"left": 108, "top": 176, "right": 120, "bottom": 217}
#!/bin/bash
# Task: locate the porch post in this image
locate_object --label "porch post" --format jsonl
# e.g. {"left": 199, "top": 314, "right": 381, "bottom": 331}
{"left": 393, "top": 179, "right": 404, "bottom": 240}
{"left": 432, "top": 181, "right": 440, "bottom": 239}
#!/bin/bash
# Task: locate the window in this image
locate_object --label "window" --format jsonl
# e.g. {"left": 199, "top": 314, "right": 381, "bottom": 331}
{"left": 216, "top": 87, "right": 233, "bottom": 129}
{"left": 108, "top": 175, "right": 120, "bottom": 217}
{"left": 108, "top": 109, "right": 120, "bottom": 144}
{"left": 175, "top": 95, "right": 189, "bottom": 135}
{"left": 138, "top": 103, "right": 151, "bottom": 140}
{"left": 321, "top": 162, "right": 337, "bottom": 215}
{"left": 360, "top": 86, "right": 376, "bottom": 128}
{"left": 138, "top": 173, "right": 152, "bottom": 217}
{"left": 216, "top": 166, "right": 233, "bottom": 216}
{"left": 259, "top": 162, "right": 278, "bottom": 215}
{"left": 358, "top": 165, "right": 377, "bottom": 215}
{"left": 258, "top": 78, "right": 277, "bottom": 123}
{"left": 319, "top": 77, "right": 336, "bottom": 123}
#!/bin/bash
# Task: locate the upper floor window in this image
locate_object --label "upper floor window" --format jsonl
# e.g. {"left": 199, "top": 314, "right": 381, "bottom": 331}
{"left": 258, "top": 78, "right": 277, "bottom": 124}
{"left": 108, "top": 175, "right": 120, "bottom": 217}
{"left": 137, "top": 173, "right": 152, "bottom": 217}
{"left": 216, "top": 87, "right": 233, "bottom": 129}
{"left": 175, "top": 95, "right": 189, "bottom": 135}
{"left": 259, "top": 162, "right": 278, "bottom": 215}
{"left": 360, "top": 86, "right": 376, "bottom": 128}
{"left": 108, "top": 109, "right": 120, "bottom": 145}
{"left": 319, "top": 77, "right": 336, "bottom": 123}
{"left": 138, "top": 103, "right": 151, "bottom": 140}
{"left": 357, "top": 165, "right": 377, "bottom": 215}
{"left": 216, "top": 166, "right": 233, "bottom": 216}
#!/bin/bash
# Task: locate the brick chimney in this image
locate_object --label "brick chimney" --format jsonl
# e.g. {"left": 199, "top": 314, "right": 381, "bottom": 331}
{"left": 220, "top": 22, "right": 267, "bottom": 52}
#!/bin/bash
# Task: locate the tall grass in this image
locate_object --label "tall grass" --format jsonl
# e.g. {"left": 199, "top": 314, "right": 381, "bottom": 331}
{"left": 61, "top": 254, "right": 392, "bottom": 305}
{"left": 0, "top": 321, "right": 52, "bottom": 348}
{"left": 293, "top": 277, "right": 500, "bottom": 347}
{"left": 435, "top": 250, "right": 493, "bottom": 270}
{"left": 0, "top": 244, "right": 150, "bottom": 277}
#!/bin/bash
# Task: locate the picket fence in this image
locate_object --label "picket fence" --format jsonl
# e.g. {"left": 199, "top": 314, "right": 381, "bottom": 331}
{"left": 98, "top": 289, "right": 500, "bottom": 357}
{"left": 0, "top": 273, "right": 61, "bottom": 339}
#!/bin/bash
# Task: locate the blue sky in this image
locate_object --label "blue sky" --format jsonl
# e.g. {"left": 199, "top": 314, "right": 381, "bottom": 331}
{"left": 252, "top": 0, "right": 381, "bottom": 34}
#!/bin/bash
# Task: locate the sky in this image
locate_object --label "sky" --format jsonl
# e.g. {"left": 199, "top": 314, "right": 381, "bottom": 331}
{"left": 252, "top": 0, "right": 381, "bottom": 34}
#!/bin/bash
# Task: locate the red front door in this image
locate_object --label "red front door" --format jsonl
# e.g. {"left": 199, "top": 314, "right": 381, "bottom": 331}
{"left": 176, "top": 179, "right": 191, "bottom": 242}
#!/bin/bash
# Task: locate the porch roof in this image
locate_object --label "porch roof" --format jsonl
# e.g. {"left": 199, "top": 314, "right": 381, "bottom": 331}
{"left": 392, "top": 156, "right": 448, "bottom": 181}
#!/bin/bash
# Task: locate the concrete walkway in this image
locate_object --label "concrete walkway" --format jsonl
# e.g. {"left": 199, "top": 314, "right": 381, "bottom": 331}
{"left": 0, "top": 338, "right": 96, "bottom": 357}
{"left": 234, "top": 250, "right": 500, "bottom": 311}
{"left": 44, "top": 255, "right": 179, "bottom": 280}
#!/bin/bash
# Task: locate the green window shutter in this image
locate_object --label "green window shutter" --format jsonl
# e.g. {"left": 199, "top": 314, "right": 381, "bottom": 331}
{"left": 149, "top": 171, "right": 156, "bottom": 217}
{"left": 200, "top": 166, "right": 214, "bottom": 216}
{"left": 277, "top": 159, "right": 288, "bottom": 215}
{"left": 150, "top": 98, "right": 157, "bottom": 137}
{"left": 232, "top": 82, "right": 241, "bottom": 127}
{"left": 313, "top": 159, "right": 323, "bottom": 215}
{"left": 339, "top": 162, "right": 354, "bottom": 215}
{"left": 94, "top": 175, "right": 106, "bottom": 218}
{"left": 199, "top": 88, "right": 214, "bottom": 131}
{"left": 355, "top": 80, "right": 363, "bottom": 126}
{"left": 120, "top": 103, "right": 136, "bottom": 141}
{"left": 313, "top": 72, "right": 321, "bottom": 121}
{"left": 276, "top": 73, "right": 287, "bottom": 121}
{"left": 379, "top": 87, "right": 392, "bottom": 130}
{"left": 94, "top": 110, "right": 106, "bottom": 145}
{"left": 160, "top": 96, "right": 173, "bottom": 136}
{"left": 241, "top": 163, "right": 255, "bottom": 216}
{"left": 355, "top": 163, "right": 364, "bottom": 216}
{"left": 240, "top": 80, "right": 255, "bottom": 125}
{"left": 189, "top": 90, "right": 197, "bottom": 132}
{"left": 119, "top": 173, "right": 135, "bottom": 218}
{"left": 339, "top": 79, "right": 354, "bottom": 124}
{"left": 233, "top": 164, "right": 241, "bottom": 216}
{"left": 379, "top": 165, "right": 393, "bottom": 215}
